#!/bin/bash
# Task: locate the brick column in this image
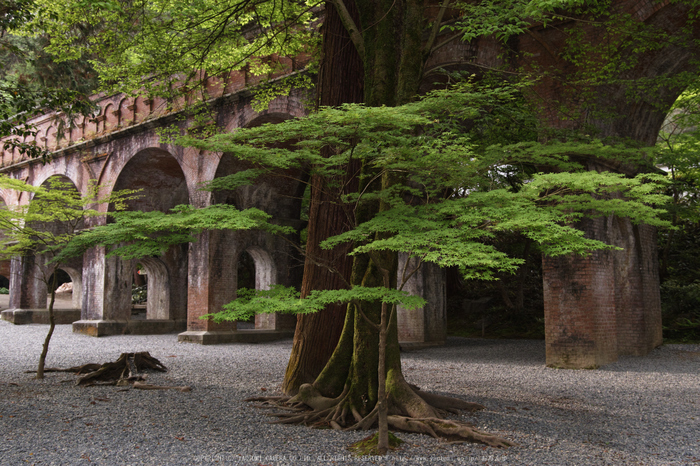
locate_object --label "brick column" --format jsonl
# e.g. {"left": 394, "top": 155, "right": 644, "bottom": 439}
{"left": 613, "top": 220, "right": 663, "bottom": 356}
{"left": 178, "top": 230, "right": 237, "bottom": 343}
{"left": 542, "top": 217, "right": 619, "bottom": 368}
{"left": 73, "top": 246, "right": 132, "bottom": 336}
{"left": 396, "top": 253, "right": 446, "bottom": 349}
{"left": 8, "top": 255, "right": 46, "bottom": 309}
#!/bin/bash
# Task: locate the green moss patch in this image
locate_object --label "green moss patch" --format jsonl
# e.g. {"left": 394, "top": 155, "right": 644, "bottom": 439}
{"left": 347, "top": 431, "right": 404, "bottom": 456}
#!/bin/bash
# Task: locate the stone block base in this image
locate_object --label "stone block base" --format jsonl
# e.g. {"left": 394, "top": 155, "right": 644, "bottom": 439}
{"left": 1, "top": 308, "right": 81, "bottom": 325}
{"left": 177, "top": 329, "right": 295, "bottom": 345}
{"left": 72, "top": 319, "right": 187, "bottom": 337}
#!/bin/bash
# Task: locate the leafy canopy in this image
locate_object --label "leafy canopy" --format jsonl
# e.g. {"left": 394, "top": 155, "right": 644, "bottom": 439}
{"left": 67, "top": 82, "right": 671, "bottom": 321}
{"left": 0, "top": 175, "right": 139, "bottom": 276}
{"left": 24, "top": 0, "right": 320, "bottom": 99}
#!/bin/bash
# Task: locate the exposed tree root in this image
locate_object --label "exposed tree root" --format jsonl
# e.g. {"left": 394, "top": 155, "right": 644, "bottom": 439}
{"left": 247, "top": 381, "right": 513, "bottom": 448}
{"left": 25, "top": 364, "right": 102, "bottom": 375}
{"left": 76, "top": 352, "right": 167, "bottom": 386}
{"left": 387, "top": 416, "right": 513, "bottom": 448}
{"left": 26, "top": 352, "right": 181, "bottom": 391}
{"left": 410, "top": 384, "right": 485, "bottom": 414}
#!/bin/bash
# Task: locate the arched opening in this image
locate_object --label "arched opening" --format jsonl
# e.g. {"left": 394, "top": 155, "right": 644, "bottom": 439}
{"left": 203, "top": 114, "right": 303, "bottom": 336}
{"left": 110, "top": 149, "right": 189, "bottom": 323}
{"left": 655, "top": 90, "right": 700, "bottom": 343}
{"left": 49, "top": 266, "right": 83, "bottom": 310}
{"left": 235, "top": 246, "right": 278, "bottom": 330}
{"left": 31, "top": 176, "right": 84, "bottom": 311}
{"left": 129, "top": 257, "right": 170, "bottom": 321}
{"left": 235, "top": 250, "right": 256, "bottom": 329}
{"left": 112, "top": 149, "right": 189, "bottom": 213}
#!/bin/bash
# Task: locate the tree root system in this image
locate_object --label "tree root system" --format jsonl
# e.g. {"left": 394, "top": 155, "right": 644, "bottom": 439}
{"left": 247, "top": 381, "right": 513, "bottom": 448}
{"left": 26, "top": 352, "right": 188, "bottom": 391}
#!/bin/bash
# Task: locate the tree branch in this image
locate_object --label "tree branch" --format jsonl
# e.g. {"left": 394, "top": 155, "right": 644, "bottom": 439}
{"left": 329, "top": 0, "right": 365, "bottom": 59}
{"left": 424, "top": 0, "right": 451, "bottom": 57}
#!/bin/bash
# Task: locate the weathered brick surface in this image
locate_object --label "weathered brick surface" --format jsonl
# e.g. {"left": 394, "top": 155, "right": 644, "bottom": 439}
{"left": 397, "top": 254, "right": 446, "bottom": 347}
{"left": 0, "top": 83, "right": 309, "bottom": 337}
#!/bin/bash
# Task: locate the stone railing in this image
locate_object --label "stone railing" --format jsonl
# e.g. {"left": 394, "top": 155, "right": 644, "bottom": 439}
{"left": 0, "top": 57, "right": 303, "bottom": 168}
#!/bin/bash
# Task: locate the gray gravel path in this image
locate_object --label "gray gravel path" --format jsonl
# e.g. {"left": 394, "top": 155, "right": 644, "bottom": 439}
{"left": 0, "top": 320, "right": 697, "bottom": 465}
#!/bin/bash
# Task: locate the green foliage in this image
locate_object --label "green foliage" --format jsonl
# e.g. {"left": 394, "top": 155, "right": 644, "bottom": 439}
{"left": 654, "top": 90, "right": 700, "bottom": 343}
{"left": 0, "top": 175, "right": 139, "bottom": 378}
{"left": 451, "top": 0, "right": 595, "bottom": 42}
{"left": 59, "top": 204, "right": 294, "bottom": 262}
{"left": 0, "top": 287, "right": 8, "bottom": 294}
{"left": 1, "top": 0, "right": 98, "bottom": 159}
{"left": 0, "top": 176, "right": 139, "bottom": 263}
{"left": 211, "top": 285, "right": 426, "bottom": 322}
{"left": 182, "top": 82, "right": 670, "bottom": 319}
{"left": 66, "top": 80, "right": 670, "bottom": 324}
{"left": 660, "top": 280, "right": 700, "bottom": 343}
{"left": 26, "top": 0, "right": 321, "bottom": 101}
{"left": 132, "top": 284, "right": 147, "bottom": 305}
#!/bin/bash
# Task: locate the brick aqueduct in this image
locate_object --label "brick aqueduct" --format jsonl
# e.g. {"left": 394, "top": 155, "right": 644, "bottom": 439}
{"left": 0, "top": 0, "right": 698, "bottom": 368}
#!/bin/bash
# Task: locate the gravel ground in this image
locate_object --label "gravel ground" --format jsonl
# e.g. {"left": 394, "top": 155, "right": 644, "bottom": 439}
{"left": 0, "top": 320, "right": 697, "bottom": 466}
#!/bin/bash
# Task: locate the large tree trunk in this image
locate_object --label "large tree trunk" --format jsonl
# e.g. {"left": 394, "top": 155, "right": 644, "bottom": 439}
{"left": 286, "top": 0, "right": 511, "bottom": 449}
{"left": 282, "top": 0, "right": 364, "bottom": 395}
{"left": 273, "top": 0, "right": 512, "bottom": 451}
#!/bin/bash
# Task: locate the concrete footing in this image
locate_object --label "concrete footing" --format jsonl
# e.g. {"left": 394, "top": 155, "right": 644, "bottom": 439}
{"left": 177, "top": 330, "right": 295, "bottom": 345}
{"left": 72, "top": 319, "right": 187, "bottom": 336}
{"left": 1, "top": 308, "right": 81, "bottom": 325}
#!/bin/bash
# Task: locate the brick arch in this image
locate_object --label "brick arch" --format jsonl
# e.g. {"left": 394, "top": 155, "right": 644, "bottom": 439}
{"left": 632, "top": 0, "right": 671, "bottom": 22}
{"left": 244, "top": 112, "right": 295, "bottom": 128}
{"left": 0, "top": 186, "right": 21, "bottom": 207}
{"left": 118, "top": 97, "right": 133, "bottom": 126}
{"left": 240, "top": 246, "right": 276, "bottom": 292}
{"left": 103, "top": 103, "right": 117, "bottom": 132}
{"left": 134, "top": 96, "right": 152, "bottom": 123}
{"left": 228, "top": 93, "right": 307, "bottom": 133}
{"left": 32, "top": 165, "right": 84, "bottom": 194}
{"left": 98, "top": 144, "right": 196, "bottom": 206}
{"left": 38, "top": 125, "right": 50, "bottom": 149}
{"left": 108, "top": 147, "right": 189, "bottom": 213}
{"left": 45, "top": 124, "right": 59, "bottom": 151}
{"left": 70, "top": 115, "right": 85, "bottom": 143}
{"left": 214, "top": 108, "right": 301, "bottom": 208}
{"left": 57, "top": 265, "right": 82, "bottom": 310}
{"left": 132, "top": 257, "right": 171, "bottom": 320}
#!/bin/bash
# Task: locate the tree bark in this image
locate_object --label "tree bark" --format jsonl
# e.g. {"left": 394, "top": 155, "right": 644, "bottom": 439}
{"left": 261, "top": 2, "right": 513, "bottom": 449}
{"left": 282, "top": 0, "right": 364, "bottom": 395}
{"left": 36, "top": 270, "right": 58, "bottom": 379}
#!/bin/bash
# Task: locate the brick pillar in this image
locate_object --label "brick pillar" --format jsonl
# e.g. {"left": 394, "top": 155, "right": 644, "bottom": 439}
{"left": 396, "top": 253, "right": 446, "bottom": 349}
{"left": 612, "top": 220, "right": 663, "bottom": 355}
{"left": 0, "top": 260, "right": 11, "bottom": 281}
{"left": 542, "top": 217, "right": 619, "bottom": 368}
{"left": 9, "top": 255, "right": 46, "bottom": 309}
{"left": 178, "top": 230, "right": 237, "bottom": 343}
{"left": 73, "top": 246, "right": 132, "bottom": 336}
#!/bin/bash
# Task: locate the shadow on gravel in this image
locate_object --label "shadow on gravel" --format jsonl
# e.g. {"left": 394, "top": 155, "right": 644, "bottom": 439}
{"left": 600, "top": 344, "right": 700, "bottom": 375}
{"left": 406, "top": 337, "right": 546, "bottom": 366}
